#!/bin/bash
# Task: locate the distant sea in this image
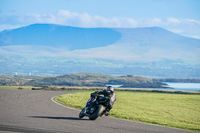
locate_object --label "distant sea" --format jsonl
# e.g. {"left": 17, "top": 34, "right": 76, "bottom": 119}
{"left": 110, "top": 83, "right": 200, "bottom": 92}
{"left": 140, "top": 82, "right": 200, "bottom": 92}
{"left": 163, "top": 82, "right": 200, "bottom": 91}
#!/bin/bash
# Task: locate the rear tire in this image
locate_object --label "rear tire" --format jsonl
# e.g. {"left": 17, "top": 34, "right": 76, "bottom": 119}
{"left": 89, "top": 105, "right": 104, "bottom": 120}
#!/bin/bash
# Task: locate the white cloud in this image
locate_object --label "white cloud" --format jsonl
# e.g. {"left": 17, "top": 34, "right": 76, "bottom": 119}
{"left": 184, "top": 19, "right": 200, "bottom": 24}
{"left": 0, "top": 10, "right": 200, "bottom": 39}
{"left": 167, "top": 17, "right": 181, "bottom": 23}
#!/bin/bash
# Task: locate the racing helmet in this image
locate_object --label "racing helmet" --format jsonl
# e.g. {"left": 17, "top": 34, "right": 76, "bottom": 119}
{"left": 106, "top": 86, "right": 114, "bottom": 92}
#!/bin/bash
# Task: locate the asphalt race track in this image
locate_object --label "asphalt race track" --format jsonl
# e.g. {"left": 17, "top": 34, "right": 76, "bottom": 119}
{"left": 0, "top": 90, "right": 197, "bottom": 133}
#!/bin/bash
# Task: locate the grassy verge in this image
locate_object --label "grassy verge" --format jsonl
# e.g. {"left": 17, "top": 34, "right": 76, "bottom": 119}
{"left": 1, "top": 85, "right": 200, "bottom": 95}
{"left": 0, "top": 86, "right": 92, "bottom": 92}
{"left": 0, "top": 86, "right": 36, "bottom": 90}
{"left": 55, "top": 91, "right": 200, "bottom": 132}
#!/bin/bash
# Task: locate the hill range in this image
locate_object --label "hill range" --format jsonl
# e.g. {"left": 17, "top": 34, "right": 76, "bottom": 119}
{"left": 0, "top": 24, "right": 200, "bottom": 78}
{"left": 0, "top": 73, "right": 165, "bottom": 88}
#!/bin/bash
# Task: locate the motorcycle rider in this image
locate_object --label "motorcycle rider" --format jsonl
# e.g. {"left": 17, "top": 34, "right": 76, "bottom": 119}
{"left": 92, "top": 86, "right": 116, "bottom": 116}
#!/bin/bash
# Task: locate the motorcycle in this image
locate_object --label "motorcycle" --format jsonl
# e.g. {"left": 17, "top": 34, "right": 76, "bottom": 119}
{"left": 79, "top": 93, "right": 108, "bottom": 120}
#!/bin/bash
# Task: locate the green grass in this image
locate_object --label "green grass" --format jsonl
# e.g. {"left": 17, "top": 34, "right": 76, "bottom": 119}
{"left": 55, "top": 91, "right": 200, "bottom": 132}
{"left": 0, "top": 86, "right": 36, "bottom": 90}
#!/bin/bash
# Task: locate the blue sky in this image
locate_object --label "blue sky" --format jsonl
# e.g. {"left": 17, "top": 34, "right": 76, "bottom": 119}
{"left": 0, "top": 0, "right": 200, "bottom": 38}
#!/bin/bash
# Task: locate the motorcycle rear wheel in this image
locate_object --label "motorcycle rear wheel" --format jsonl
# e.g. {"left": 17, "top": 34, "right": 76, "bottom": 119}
{"left": 89, "top": 105, "right": 104, "bottom": 120}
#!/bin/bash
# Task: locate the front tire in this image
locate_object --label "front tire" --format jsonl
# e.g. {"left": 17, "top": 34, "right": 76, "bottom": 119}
{"left": 89, "top": 105, "right": 104, "bottom": 120}
{"left": 79, "top": 108, "right": 85, "bottom": 118}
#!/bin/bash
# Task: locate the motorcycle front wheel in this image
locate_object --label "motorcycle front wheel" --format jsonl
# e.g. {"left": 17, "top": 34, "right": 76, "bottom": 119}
{"left": 79, "top": 108, "right": 85, "bottom": 118}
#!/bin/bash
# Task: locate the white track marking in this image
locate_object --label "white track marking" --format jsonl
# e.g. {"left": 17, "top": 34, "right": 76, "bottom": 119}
{"left": 51, "top": 96, "right": 80, "bottom": 111}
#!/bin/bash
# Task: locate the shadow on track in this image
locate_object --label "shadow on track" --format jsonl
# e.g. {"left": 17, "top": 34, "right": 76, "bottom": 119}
{"left": 0, "top": 124, "right": 66, "bottom": 133}
{"left": 29, "top": 116, "right": 89, "bottom": 120}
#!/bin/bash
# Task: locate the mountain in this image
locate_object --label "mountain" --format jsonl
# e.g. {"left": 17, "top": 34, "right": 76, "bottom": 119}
{"left": 67, "top": 27, "right": 200, "bottom": 62}
{"left": 0, "top": 24, "right": 121, "bottom": 50}
{"left": 0, "top": 24, "right": 200, "bottom": 78}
